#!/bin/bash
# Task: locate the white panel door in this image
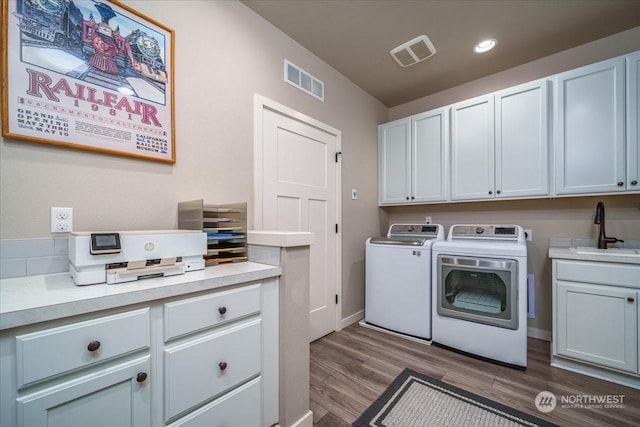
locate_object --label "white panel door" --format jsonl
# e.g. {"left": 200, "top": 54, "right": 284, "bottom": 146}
{"left": 261, "top": 106, "right": 338, "bottom": 342}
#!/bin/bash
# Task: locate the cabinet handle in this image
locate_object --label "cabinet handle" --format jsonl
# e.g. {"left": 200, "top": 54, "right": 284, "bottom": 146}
{"left": 488, "top": 190, "right": 493, "bottom": 195}
{"left": 406, "top": 196, "right": 410, "bottom": 200}
{"left": 496, "top": 190, "right": 501, "bottom": 195}
{"left": 617, "top": 181, "right": 624, "bottom": 186}
{"left": 218, "top": 306, "right": 227, "bottom": 315}
{"left": 219, "top": 362, "right": 228, "bottom": 371}
{"left": 87, "top": 340, "right": 101, "bottom": 352}
{"left": 136, "top": 372, "right": 148, "bottom": 383}
{"left": 627, "top": 297, "right": 635, "bottom": 303}
{"left": 632, "top": 180, "right": 638, "bottom": 186}
{"left": 411, "top": 196, "right": 415, "bottom": 200}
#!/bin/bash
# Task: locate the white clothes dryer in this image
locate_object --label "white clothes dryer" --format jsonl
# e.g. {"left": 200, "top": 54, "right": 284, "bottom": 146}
{"left": 431, "top": 224, "right": 528, "bottom": 368}
{"left": 365, "top": 223, "right": 444, "bottom": 340}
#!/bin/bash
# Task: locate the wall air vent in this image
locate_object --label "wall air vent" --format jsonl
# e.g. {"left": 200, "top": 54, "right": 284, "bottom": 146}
{"left": 390, "top": 35, "right": 436, "bottom": 68}
{"left": 284, "top": 60, "right": 324, "bottom": 101}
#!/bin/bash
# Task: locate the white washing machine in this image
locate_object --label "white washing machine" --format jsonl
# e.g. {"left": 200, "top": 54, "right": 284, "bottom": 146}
{"left": 365, "top": 223, "right": 444, "bottom": 340}
{"left": 431, "top": 224, "right": 528, "bottom": 368}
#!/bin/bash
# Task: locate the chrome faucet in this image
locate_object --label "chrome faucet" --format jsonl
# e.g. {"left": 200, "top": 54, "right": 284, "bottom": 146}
{"left": 594, "top": 201, "right": 623, "bottom": 249}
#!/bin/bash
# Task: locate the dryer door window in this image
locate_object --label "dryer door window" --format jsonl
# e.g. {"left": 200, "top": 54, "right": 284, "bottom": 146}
{"left": 437, "top": 255, "right": 518, "bottom": 330}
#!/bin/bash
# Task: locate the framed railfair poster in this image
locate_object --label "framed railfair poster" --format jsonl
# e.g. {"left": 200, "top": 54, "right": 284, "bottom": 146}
{"left": 1, "top": 0, "right": 176, "bottom": 163}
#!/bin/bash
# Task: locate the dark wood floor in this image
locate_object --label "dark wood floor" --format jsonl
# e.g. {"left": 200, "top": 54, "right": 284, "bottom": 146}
{"left": 310, "top": 323, "right": 640, "bottom": 427}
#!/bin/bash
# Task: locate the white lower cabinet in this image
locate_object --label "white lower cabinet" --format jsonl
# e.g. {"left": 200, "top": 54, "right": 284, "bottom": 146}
{"left": 0, "top": 279, "right": 278, "bottom": 427}
{"left": 552, "top": 259, "right": 640, "bottom": 388}
{"left": 17, "top": 356, "right": 151, "bottom": 427}
{"left": 556, "top": 281, "right": 637, "bottom": 373}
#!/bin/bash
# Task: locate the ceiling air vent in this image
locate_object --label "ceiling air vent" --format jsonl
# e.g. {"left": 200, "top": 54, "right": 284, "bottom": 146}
{"left": 390, "top": 35, "right": 436, "bottom": 68}
{"left": 284, "top": 60, "right": 324, "bottom": 101}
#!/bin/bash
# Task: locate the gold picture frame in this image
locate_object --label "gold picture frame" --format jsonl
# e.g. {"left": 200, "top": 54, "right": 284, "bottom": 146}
{"left": 1, "top": 0, "right": 175, "bottom": 163}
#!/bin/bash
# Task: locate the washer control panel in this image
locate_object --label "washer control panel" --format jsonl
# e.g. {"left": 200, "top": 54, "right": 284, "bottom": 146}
{"left": 387, "top": 223, "right": 441, "bottom": 238}
{"left": 450, "top": 224, "right": 523, "bottom": 241}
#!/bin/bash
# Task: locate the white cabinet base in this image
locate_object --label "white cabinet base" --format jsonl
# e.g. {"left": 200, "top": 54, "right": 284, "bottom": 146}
{"left": 551, "top": 353, "right": 640, "bottom": 390}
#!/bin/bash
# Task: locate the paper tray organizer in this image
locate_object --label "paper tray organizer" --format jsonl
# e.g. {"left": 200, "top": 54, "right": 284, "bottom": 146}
{"left": 178, "top": 200, "right": 248, "bottom": 266}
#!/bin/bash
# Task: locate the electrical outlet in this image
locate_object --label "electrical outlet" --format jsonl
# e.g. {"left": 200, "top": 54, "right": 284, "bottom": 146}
{"left": 524, "top": 229, "right": 532, "bottom": 241}
{"left": 51, "top": 207, "right": 73, "bottom": 233}
{"left": 425, "top": 217, "right": 432, "bottom": 224}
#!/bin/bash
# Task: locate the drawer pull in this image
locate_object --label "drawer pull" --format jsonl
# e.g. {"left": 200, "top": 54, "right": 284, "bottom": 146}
{"left": 628, "top": 297, "right": 635, "bottom": 303}
{"left": 136, "top": 372, "right": 148, "bottom": 383}
{"left": 632, "top": 180, "right": 638, "bottom": 186}
{"left": 218, "top": 306, "right": 227, "bottom": 315}
{"left": 218, "top": 361, "right": 228, "bottom": 371}
{"left": 87, "top": 340, "right": 101, "bottom": 352}
{"left": 617, "top": 181, "right": 624, "bottom": 186}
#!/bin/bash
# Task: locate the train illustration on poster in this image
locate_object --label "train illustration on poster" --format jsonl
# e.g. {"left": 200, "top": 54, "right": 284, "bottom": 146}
{"left": 13, "top": 0, "right": 168, "bottom": 102}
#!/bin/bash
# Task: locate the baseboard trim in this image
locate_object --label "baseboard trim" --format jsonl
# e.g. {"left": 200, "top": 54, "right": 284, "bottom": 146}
{"left": 527, "top": 327, "right": 551, "bottom": 341}
{"left": 289, "top": 410, "right": 313, "bottom": 427}
{"left": 340, "top": 310, "right": 364, "bottom": 330}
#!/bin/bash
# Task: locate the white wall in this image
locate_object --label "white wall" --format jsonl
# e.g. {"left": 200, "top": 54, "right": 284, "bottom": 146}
{"left": 0, "top": 1, "right": 387, "bottom": 321}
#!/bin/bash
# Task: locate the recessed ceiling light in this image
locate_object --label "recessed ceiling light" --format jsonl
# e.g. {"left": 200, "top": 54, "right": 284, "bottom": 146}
{"left": 474, "top": 38, "right": 497, "bottom": 54}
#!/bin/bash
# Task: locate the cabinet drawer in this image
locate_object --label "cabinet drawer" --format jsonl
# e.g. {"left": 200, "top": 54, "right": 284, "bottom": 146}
{"left": 16, "top": 308, "right": 150, "bottom": 388}
{"left": 164, "top": 318, "right": 261, "bottom": 421}
{"left": 167, "top": 377, "right": 261, "bottom": 427}
{"left": 164, "top": 283, "right": 260, "bottom": 340}
{"left": 555, "top": 260, "right": 640, "bottom": 288}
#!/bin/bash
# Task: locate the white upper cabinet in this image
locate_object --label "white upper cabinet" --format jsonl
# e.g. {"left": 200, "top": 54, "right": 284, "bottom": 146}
{"left": 451, "top": 80, "right": 549, "bottom": 201}
{"left": 378, "top": 117, "right": 411, "bottom": 204}
{"left": 495, "top": 80, "right": 550, "bottom": 198}
{"left": 411, "top": 109, "right": 448, "bottom": 202}
{"left": 627, "top": 52, "right": 640, "bottom": 192}
{"left": 554, "top": 57, "right": 626, "bottom": 195}
{"left": 379, "top": 109, "right": 447, "bottom": 205}
{"left": 451, "top": 95, "right": 495, "bottom": 200}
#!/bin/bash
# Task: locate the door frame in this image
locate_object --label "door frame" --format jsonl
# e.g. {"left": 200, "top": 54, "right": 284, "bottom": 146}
{"left": 253, "top": 94, "right": 343, "bottom": 335}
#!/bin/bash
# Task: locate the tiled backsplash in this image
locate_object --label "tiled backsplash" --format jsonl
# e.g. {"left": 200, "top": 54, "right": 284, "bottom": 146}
{"left": 0, "top": 238, "right": 70, "bottom": 279}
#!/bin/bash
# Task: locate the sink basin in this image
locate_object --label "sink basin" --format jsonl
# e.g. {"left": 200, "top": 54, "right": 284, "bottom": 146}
{"left": 574, "top": 246, "right": 640, "bottom": 256}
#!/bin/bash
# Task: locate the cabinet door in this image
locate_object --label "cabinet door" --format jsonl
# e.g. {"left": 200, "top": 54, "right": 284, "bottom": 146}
{"left": 379, "top": 118, "right": 411, "bottom": 204}
{"left": 495, "top": 80, "right": 549, "bottom": 198}
{"left": 451, "top": 95, "right": 495, "bottom": 200}
{"left": 17, "top": 356, "right": 151, "bottom": 427}
{"left": 627, "top": 52, "right": 640, "bottom": 192}
{"left": 554, "top": 57, "right": 625, "bottom": 195}
{"left": 556, "top": 281, "right": 637, "bottom": 373}
{"left": 412, "top": 108, "right": 448, "bottom": 202}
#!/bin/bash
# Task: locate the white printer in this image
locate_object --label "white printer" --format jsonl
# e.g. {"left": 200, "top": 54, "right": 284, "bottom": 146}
{"left": 69, "top": 230, "right": 207, "bottom": 286}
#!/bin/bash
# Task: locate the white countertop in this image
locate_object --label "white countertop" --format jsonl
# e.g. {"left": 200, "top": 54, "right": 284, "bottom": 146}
{"left": 548, "top": 246, "right": 640, "bottom": 265}
{"left": 248, "top": 231, "right": 314, "bottom": 248}
{"left": 0, "top": 262, "right": 280, "bottom": 331}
